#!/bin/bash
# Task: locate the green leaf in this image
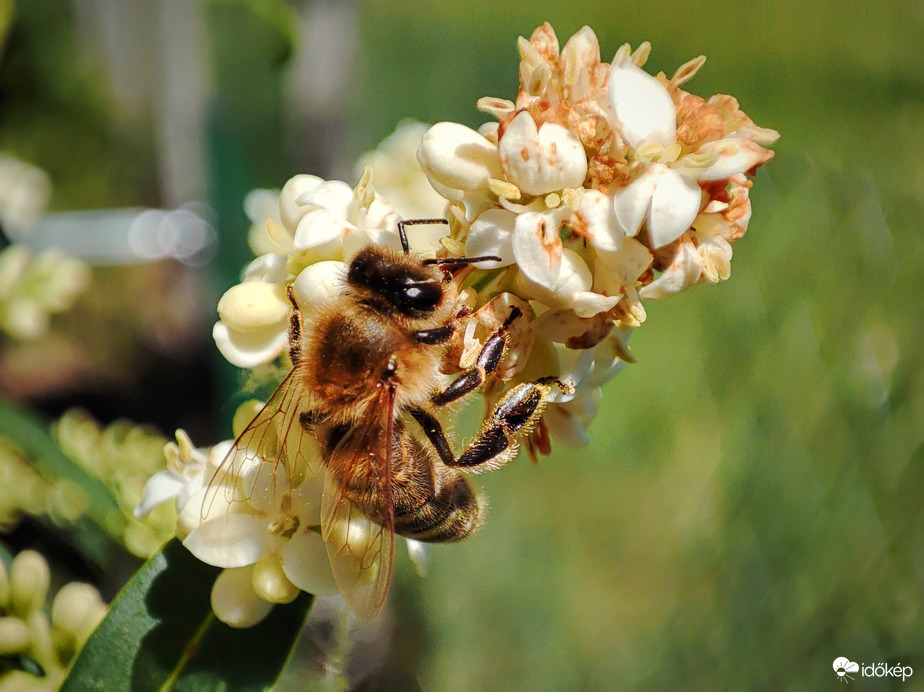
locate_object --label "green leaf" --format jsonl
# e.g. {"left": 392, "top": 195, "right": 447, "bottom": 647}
{"left": 0, "top": 399, "right": 126, "bottom": 535}
{"left": 62, "top": 539, "right": 314, "bottom": 692}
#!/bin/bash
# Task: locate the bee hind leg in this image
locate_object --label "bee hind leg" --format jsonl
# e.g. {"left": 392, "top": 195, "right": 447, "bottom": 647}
{"left": 414, "top": 376, "right": 569, "bottom": 470}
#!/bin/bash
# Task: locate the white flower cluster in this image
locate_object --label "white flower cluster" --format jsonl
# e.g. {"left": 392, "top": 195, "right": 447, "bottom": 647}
{"left": 139, "top": 23, "right": 777, "bottom": 624}
{"left": 416, "top": 23, "right": 777, "bottom": 446}
{"left": 135, "top": 426, "right": 339, "bottom": 627}
{"left": 0, "top": 245, "right": 90, "bottom": 341}
{"left": 0, "top": 153, "right": 51, "bottom": 238}
{"left": 0, "top": 155, "right": 90, "bottom": 341}
{"left": 0, "top": 550, "right": 107, "bottom": 689}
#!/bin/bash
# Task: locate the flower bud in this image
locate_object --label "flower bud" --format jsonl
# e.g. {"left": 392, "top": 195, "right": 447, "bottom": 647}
{"left": 0, "top": 559, "right": 9, "bottom": 607}
{"left": 0, "top": 617, "right": 31, "bottom": 655}
{"left": 216, "top": 282, "right": 289, "bottom": 332}
{"left": 10, "top": 551, "right": 50, "bottom": 617}
{"left": 417, "top": 122, "right": 503, "bottom": 191}
{"left": 211, "top": 567, "right": 273, "bottom": 628}
{"left": 292, "top": 261, "right": 346, "bottom": 308}
{"left": 278, "top": 174, "right": 323, "bottom": 231}
{"left": 251, "top": 556, "right": 299, "bottom": 604}
{"left": 51, "top": 582, "right": 106, "bottom": 649}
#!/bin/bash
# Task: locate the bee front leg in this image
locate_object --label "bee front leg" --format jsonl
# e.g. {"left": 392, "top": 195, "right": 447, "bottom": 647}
{"left": 285, "top": 286, "right": 304, "bottom": 366}
{"left": 431, "top": 307, "right": 522, "bottom": 407}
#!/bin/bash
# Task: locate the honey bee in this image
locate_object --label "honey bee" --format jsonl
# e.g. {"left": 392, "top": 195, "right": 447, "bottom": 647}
{"left": 207, "top": 219, "right": 567, "bottom": 619}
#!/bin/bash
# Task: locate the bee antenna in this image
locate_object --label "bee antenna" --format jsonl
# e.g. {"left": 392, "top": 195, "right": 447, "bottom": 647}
{"left": 422, "top": 255, "right": 502, "bottom": 266}
{"left": 397, "top": 218, "right": 449, "bottom": 254}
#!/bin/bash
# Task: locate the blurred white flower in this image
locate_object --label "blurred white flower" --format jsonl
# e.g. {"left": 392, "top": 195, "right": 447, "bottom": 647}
{"left": 0, "top": 153, "right": 52, "bottom": 237}
{"left": 357, "top": 120, "right": 449, "bottom": 230}
{"left": 0, "top": 246, "right": 90, "bottom": 341}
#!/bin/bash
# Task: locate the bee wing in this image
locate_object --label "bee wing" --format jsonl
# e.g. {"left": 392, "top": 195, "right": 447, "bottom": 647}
{"left": 203, "top": 368, "right": 318, "bottom": 522}
{"left": 320, "top": 383, "right": 397, "bottom": 620}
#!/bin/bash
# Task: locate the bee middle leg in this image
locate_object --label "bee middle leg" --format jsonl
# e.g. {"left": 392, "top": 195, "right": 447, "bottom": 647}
{"left": 412, "top": 376, "right": 568, "bottom": 470}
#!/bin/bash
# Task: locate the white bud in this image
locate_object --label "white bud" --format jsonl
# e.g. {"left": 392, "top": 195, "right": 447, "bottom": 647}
{"left": 251, "top": 556, "right": 299, "bottom": 604}
{"left": 211, "top": 567, "right": 274, "bottom": 628}
{"left": 292, "top": 261, "right": 346, "bottom": 308}
{"left": 0, "top": 617, "right": 31, "bottom": 655}
{"left": 278, "top": 174, "right": 323, "bottom": 231}
{"left": 10, "top": 551, "right": 50, "bottom": 616}
{"left": 417, "top": 122, "right": 504, "bottom": 191}
{"left": 216, "top": 282, "right": 289, "bottom": 332}
{"left": 51, "top": 582, "right": 106, "bottom": 647}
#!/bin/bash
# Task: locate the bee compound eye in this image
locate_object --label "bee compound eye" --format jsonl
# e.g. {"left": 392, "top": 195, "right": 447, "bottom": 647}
{"left": 400, "top": 280, "right": 442, "bottom": 312}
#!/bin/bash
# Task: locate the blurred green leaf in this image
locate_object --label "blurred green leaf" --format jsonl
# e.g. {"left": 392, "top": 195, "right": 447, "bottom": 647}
{"left": 62, "top": 539, "right": 313, "bottom": 692}
{"left": 205, "top": 0, "right": 298, "bottom": 65}
{"left": 0, "top": 0, "right": 12, "bottom": 57}
{"left": 0, "top": 400, "right": 125, "bottom": 536}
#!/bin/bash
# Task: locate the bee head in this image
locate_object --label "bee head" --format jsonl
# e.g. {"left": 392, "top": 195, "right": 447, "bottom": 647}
{"left": 347, "top": 246, "right": 445, "bottom": 317}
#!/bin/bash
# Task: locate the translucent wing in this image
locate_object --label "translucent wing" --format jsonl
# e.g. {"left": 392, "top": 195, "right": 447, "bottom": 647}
{"left": 202, "top": 367, "right": 318, "bottom": 522}
{"left": 321, "top": 383, "right": 397, "bottom": 620}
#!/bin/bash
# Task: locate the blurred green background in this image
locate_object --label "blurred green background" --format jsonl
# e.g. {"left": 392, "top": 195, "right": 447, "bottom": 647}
{"left": 2, "top": 0, "right": 923, "bottom": 690}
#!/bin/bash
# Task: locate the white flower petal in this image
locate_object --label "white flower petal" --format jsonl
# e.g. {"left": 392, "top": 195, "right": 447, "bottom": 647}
{"left": 406, "top": 539, "right": 429, "bottom": 578}
{"left": 294, "top": 179, "right": 354, "bottom": 217}
{"left": 613, "top": 169, "right": 658, "bottom": 237}
{"left": 466, "top": 208, "right": 517, "bottom": 269}
{"left": 184, "top": 514, "right": 272, "bottom": 568}
{"left": 278, "top": 174, "right": 323, "bottom": 231}
{"left": 346, "top": 227, "right": 402, "bottom": 257}
{"left": 242, "top": 253, "right": 288, "bottom": 283}
{"left": 572, "top": 290, "right": 620, "bottom": 318}
{"left": 280, "top": 532, "right": 339, "bottom": 596}
{"left": 587, "top": 331, "right": 631, "bottom": 386}
{"left": 212, "top": 320, "right": 289, "bottom": 369}
{"left": 595, "top": 237, "right": 654, "bottom": 294}
{"left": 608, "top": 59, "right": 677, "bottom": 149}
{"left": 692, "top": 138, "right": 774, "bottom": 181}
{"left": 417, "top": 122, "right": 503, "bottom": 191}
{"left": 293, "top": 261, "right": 346, "bottom": 308}
{"left": 511, "top": 210, "right": 565, "bottom": 289}
{"left": 293, "top": 209, "right": 355, "bottom": 256}
{"left": 543, "top": 387, "right": 602, "bottom": 448}
{"left": 638, "top": 240, "right": 702, "bottom": 299}
{"left": 574, "top": 189, "right": 623, "bottom": 251}
{"left": 358, "top": 194, "right": 400, "bottom": 234}
{"left": 211, "top": 567, "right": 274, "bottom": 628}
{"left": 498, "top": 112, "right": 587, "bottom": 196}
{"left": 647, "top": 165, "right": 702, "bottom": 248}
{"left": 512, "top": 248, "right": 591, "bottom": 309}
{"left": 133, "top": 471, "right": 184, "bottom": 519}
{"left": 243, "top": 189, "right": 280, "bottom": 226}
{"left": 549, "top": 345, "right": 595, "bottom": 402}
